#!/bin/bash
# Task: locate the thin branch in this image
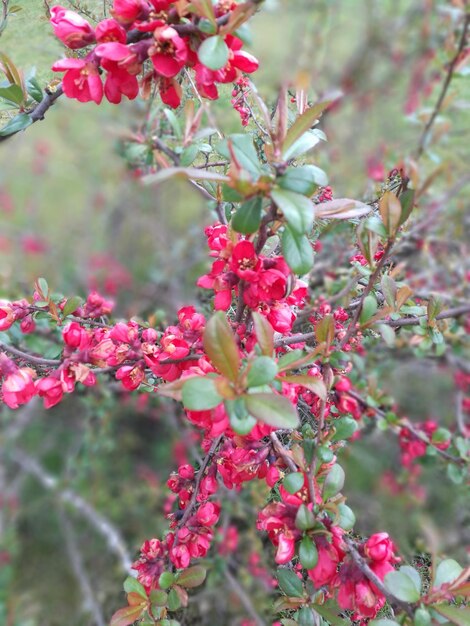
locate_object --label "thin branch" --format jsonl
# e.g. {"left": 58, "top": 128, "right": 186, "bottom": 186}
{"left": 270, "top": 432, "right": 297, "bottom": 472}
{"left": 224, "top": 566, "right": 267, "bottom": 626}
{"left": 415, "top": 13, "right": 470, "bottom": 159}
{"left": 344, "top": 536, "right": 414, "bottom": 617}
{"left": 0, "top": 339, "right": 60, "bottom": 366}
{"left": 339, "top": 239, "right": 395, "bottom": 349}
{"left": 382, "top": 303, "right": 470, "bottom": 328}
{"left": 9, "top": 447, "right": 133, "bottom": 573}
{"left": 348, "top": 391, "right": 467, "bottom": 466}
{"left": 59, "top": 508, "right": 106, "bottom": 626}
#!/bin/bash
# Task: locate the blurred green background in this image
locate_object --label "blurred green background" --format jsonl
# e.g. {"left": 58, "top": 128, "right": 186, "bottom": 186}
{"left": 0, "top": 1, "right": 468, "bottom": 625}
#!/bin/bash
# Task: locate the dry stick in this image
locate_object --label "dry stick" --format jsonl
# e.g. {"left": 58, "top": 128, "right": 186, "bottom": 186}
{"left": 175, "top": 435, "right": 224, "bottom": 532}
{"left": 59, "top": 508, "right": 106, "bottom": 626}
{"left": 344, "top": 536, "right": 414, "bottom": 618}
{"left": 415, "top": 13, "right": 470, "bottom": 159}
{"left": 270, "top": 431, "right": 297, "bottom": 472}
{"left": 339, "top": 239, "right": 395, "bottom": 350}
{"left": 224, "top": 567, "right": 267, "bottom": 626}
{"left": 347, "top": 391, "right": 466, "bottom": 467}
{"left": 382, "top": 303, "right": 470, "bottom": 328}
{"left": 9, "top": 447, "right": 134, "bottom": 573}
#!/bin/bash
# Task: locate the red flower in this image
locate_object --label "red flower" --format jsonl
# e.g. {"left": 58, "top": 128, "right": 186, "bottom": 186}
{"left": 149, "top": 25, "right": 188, "bottom": 78}
{"left": 95, "top": 18, "right": 127, "bottom": 44}
{"left": 52, "top": 57, "right": 103, "bottom": 104}
{"left": 111, "top": 0, "right": 149, "bottom": 25}
{"left": 364, "top": 533, "right": 396, "bottom": 562}
{"left": 1, "top": 364, "right": 36, "bottom": 409}
{"left": 0, "top": 301, "right": 15, "bottom": 331}
{"left": 50, "top": 5, "right": 95, "bottom": 49}
{"left": 196, "top": 502, "right": 220, "bottom": 527}
{"left": 36, "top": 376, "right": 64, "bottom": 409}
{"left": 230, "top": 241, "right": 261, "bottom": 280}
{"left": 116, "top": 364, "right": 145, "bottom": 390}
{"left": 95, "top": 42, "right": 140, "bottom": 103}
{"left": 159, "top": 77, "right": 182, "bottom": 108}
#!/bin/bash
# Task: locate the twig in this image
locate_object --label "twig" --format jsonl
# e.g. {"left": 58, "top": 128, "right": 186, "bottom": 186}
{"left": 274, "top": 331, "right": 316, "bottom": 348}
{"left": 0, "top": 339, "right": 60, "bottom": 366}
{"left": 224, "top": 566, "right": 267, "bottom": 626}
{"left": 59, "top": 508, "right": 106, "bottom": 626}
{"left": 339, "top": 239, "right": 395, "bottom": 349}
{"left": 382, "top": 303, "right": 470, "bottom": 328}
{"left": 415, "top": 13, "right": 470, "bottom": 159}
{"left": 269, "top": 432, "right": 297, "bottom": 472}
{"left": 344, "top": 536, "right": 414, "bottom": 617}
{"left": 348, "top": 391, "right": 467, "bottom": 466}
{"left": 9, "top": 447, "right": 133, "bottom": 573}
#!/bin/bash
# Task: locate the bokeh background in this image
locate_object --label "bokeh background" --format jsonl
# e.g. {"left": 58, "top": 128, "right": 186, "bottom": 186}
{"left": 0, "top": 1, "right": 469, "bottom": 625}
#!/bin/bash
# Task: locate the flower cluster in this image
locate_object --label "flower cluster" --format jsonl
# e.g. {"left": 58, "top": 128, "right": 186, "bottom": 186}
{"left": 50, "top": 2, "right": 259, "bottom": 106}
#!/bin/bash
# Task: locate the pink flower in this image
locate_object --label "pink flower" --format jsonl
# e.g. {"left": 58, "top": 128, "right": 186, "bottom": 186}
{"left": 36, "top": 376, "right": 64, "bottom": 409}
{"left": 95, "top": 18, "right": 127, "bottom": 44}
{"left": 0, "top": 301, "right": 15, "bottom": 331}
{"left": 170, "top": 543, "right": 191, "bottom": 569}
{"left": 149, "top": 25, "right": 188, "bottom": 78}
{"left": 94, "top": 42, "right": 140, "bottom": 103}
{"left": 111, "top": 0, "right": 149, "bottom": 24}
{"left": 2, "top": 367, "right": 36, "bottom": 409}
{"left": 364, "top": 533, "right": 396, "bottom": 562}
{"left": 116, "top": 364, "right": 145, "bottom": 390}
{"left": 52, "top": 57, "right": 103, "bottom": 104}
{"left": 275, "top": 532, "right": 296, "bottom": 564}
{"left": 196, "top": 502, "right": 220, "bottom": 527}
{"left": 50, "top": 5, "right": 95, "bottom": 49}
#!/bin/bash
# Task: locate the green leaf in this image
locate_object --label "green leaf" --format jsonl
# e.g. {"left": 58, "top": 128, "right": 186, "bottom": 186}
{"left": 332, "top": 417, "right": 358, "bottom": 441}
{"left": 315, "top": 198, "right": 371, "bottom": 220}
{"left": 244, "top": 392, "right": 299, "bottom": 429}
{"left": 142, "top": 166, "right": 228, "bottom": 186}
{"left": 176, "top": 565, "right": 207, "bottom": 588}
{"left": 26, "top": 75, "right": 43, "bottom": 103}
{"left": 299, "top": 536, "right": 318, "bottom": 569}
{"left": 227, "top": 406, "right": 257, "bottom": 435}
{"left": 295, "top": 504, "right": 315, "bottom": 530}
{"left": 110, "top": 605, "right": 145, "bottom": 626}
{"left": 399, "top": 566, "right": 421, "bottom": 595}
{"left": 217, "top": 134, "right": 261, "bottom": 178}
{"left": 232, "top": 196, "right": 263, "bottom": 234}
{"left": 282, "top": 98, "right": 337, "bottom": 154}
{"left": 247, "top": 356, "right": 278, "bottom": 387}
{"left": 278, "top": 165, "right": 328, "bottom": 196}
{"left": 0, "top": 112, "right": 32, "bottom": 137}
{"left": 337, "top": 503, "right": 356, "bottom": 530}
{"left": 282, "top": 129, "right": 325, "bottom": 161}
{"left": 271, "top": 189, "right": 313, "bottom": 234}
{"left": 431, "top": 605, "right": 470, "bottom": 626}
{"left": 167, "top": 588, "right": 181, "bottom": 611}
{"left": 123, "top": 576, "right": 147, "bottom": 599}
{"left": 180, "top": 144, "right": 199, "bottom": 166}
{"left": 198, "top": 35, "right": 230, "bottom": 70}
{"left": 298, "top": 607, "right": 315, "bottom": 626}
{"left": 384, "top": 570, "right": 421, "bottom": 602}
{"left": 150, "top": 589, "right": 168, "bottom": 606}
{"left": 277, "top": 568, "right": 304, "bottom": 597}
{"left": 203, "top": 312, "right": 240, "bottom": 381}
{"left": 434, "top": 559, "right": 463, "bottom": 589}
{"left": 277, "top": 349, "right": 304, "bottom": 369}
{"left": 37, "top": 277, "right": 49, "bottom": 297}
{"left": 381, "top": 275, "right": 397, "bottom": 307}
{"left": 313, "top": 602, "right": 350, "bottom": 626}
{"left": 282, "top": 226, "right": 314, "bottom": 275}
{"left": 360, "top": 294, "right": 378, "bottom": 324}
{"left": 284, "top": 471, "right": 304, "bottom": 494}
{"left": 414, "top": 608, "right": 432, "bottom": 626}
{"left": 62, "top": 295, "right": 84, "bottom": 317}
{"left": 182, "top": 376, "right": 223, "bottom": 411}
{"left": 322, "top": 464, "right": 345, "bottom": 501}
{"left": 252, "top": 312, "right": 274, "bottom": 356}
{"left": 398, "top": 189, "right": 415, "bottom": 227}
{"left": 158, "top": 572, "right": 175, "bottom": 590}
{"left": 0, "top": 84, "right": 24, "bottom": 105}
{"left": 369, "top": 620, "right": 401, "bottom": 626}
{"left": 281, "top": 374, "right": 327, "bottom": 401}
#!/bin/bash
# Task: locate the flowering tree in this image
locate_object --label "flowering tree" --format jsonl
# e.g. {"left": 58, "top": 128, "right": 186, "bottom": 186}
{"left": 0, "top": 1, "right": 469, "bottom": 626}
